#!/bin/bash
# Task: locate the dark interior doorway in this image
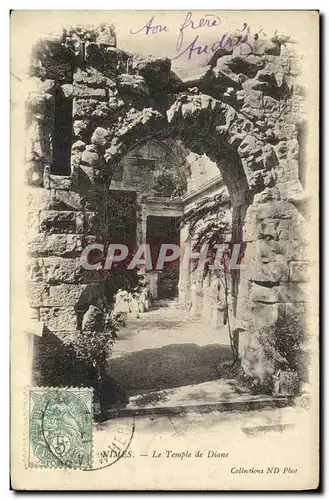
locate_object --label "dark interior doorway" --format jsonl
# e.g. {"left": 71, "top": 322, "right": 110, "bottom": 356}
{"left": 146, "top": 216, "right": 180, "bottom": 299}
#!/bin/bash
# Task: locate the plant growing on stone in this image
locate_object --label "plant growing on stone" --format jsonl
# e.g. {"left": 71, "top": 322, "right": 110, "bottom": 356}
{"left": 65, "top": 266, "right": 145, "bottom": 415}
{"left": 64, "top": 304, "right": 125, "bottom": 412}
{"left": 259, "top": 308, "right": 306, "bottom": 375}
{"left": 181, "top": 193, "right": 241, "bottom": 363}
{"left": 69, "top": 309, "right": 125, "bottom": 373}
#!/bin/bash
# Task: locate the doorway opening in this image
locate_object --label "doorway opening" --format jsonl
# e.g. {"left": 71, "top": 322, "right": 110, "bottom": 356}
{"left": 146, "top": 215, "right": 180, "bottom": 300}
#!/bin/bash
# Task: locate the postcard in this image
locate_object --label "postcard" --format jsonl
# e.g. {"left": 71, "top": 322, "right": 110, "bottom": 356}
{"left": 10, "top": 10, "right": 319, "bottom": 490}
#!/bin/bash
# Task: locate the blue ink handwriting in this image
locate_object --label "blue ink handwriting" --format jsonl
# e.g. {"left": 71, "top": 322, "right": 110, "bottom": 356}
{"left": 176, "top": 11, "right": 222, "bottom": 51}
{"left": 129, "top": 16, "right": 168, "bottom": 35}
{"left": 172, "top": 23, "right": 252, "bottom": 60}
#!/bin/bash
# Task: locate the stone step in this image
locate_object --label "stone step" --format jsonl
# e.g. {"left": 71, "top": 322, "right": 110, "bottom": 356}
{"left": 104, "top": 396, "right": 292, "bottom": 419}
{"left": 103, "top": 379, "right": 293, "bottom": 419}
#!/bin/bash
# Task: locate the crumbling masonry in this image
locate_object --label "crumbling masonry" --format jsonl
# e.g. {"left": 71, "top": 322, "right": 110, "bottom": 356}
{"left": 25, "top": 24, "right": 311, "bottom": 391}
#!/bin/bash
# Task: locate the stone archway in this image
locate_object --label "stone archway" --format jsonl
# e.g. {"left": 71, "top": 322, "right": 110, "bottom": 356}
{"left": 25, "top": 24, "right": 309, "bottom": 392}
{"left": 78, "top": 94, "right": 308, "bottom": 388}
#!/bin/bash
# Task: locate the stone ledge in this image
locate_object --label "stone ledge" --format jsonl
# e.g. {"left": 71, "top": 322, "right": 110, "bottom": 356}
{"left": 105, "top": 379, "right": 293, "bottom": 419}
{"left": 104, "top": 395, "right": 292, "bottom": 419}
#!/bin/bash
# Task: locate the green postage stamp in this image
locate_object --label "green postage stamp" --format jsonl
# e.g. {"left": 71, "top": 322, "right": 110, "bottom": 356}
{"left": 28, "top": 387, "right": 93, "bottom": 469}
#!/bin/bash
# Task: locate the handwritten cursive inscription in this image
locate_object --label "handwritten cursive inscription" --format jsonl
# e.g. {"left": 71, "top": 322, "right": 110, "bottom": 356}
{"left": 176, "top": 11, "right": 222, "bottom": 51}
{"left": 173, "top": 23, "right": 252, "bottom": 60}
{"left": 129, "top": 15, "right": 252, "bottom": 62}
{"left": 129, "top": 16, "right": 168, "bottom": 35}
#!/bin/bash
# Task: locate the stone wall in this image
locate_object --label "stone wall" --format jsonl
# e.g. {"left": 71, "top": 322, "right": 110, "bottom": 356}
{"left": 26, "top": 171, "right": 108, "bottom": 339}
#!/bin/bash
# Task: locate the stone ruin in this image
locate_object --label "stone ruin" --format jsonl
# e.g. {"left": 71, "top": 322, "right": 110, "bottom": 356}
{"left": 25, "top": 23, "right": 312, "bottom": 394}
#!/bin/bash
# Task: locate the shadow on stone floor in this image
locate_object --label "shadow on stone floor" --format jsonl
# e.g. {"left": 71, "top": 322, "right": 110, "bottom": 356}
{"left": 107, "top": 342, "right": 233, "bottom": 396}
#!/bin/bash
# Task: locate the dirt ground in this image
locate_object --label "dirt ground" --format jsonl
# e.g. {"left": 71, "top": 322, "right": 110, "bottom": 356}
{"left": 107, "top": 302, "right": 233, "bottom": 395}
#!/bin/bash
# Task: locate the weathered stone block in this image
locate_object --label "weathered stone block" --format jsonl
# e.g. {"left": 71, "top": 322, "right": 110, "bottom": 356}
{"left": 26, "top": 283, "right": 49, "bottom": 307}
{"left": 250, "top": 261, "right": 289, "bottom": 284}
{"left": 250, "top": 283, "right": 278, "bottom": 303}
{"left": 84, "top": 42, "right": 108, "bottom": 67}
{"left": 75, "top": 212, "right": 84, "bottom": 234}
{"left": 40, "top": 210, "right": 76, "bottom": 234}
{"left": 44, "top": 284, "right": 88, "bottom": 307}
{"left": 275, "top": 282, "right": 308, "bottom": 303}
{"left": 276, "top": 180, "right": 304, "bottom": 201}
{"left": 287, "top": 138, "right": 299, "bottom": 160}
{"left": 73, "top": 67, "right": 115, "bottom": 87}
{"left": 41, "top": 257, "right": 77, "bottom": 284}
{"left": 71, "top": 151, "right": 83, "bottom": 169}
{"left": 273, "top": 119, "right": 296, "bottom": 141}
{"left": 116, "top": 74, "right": 150, "bottom": 97}
{"left": 26, "top": 187, "right": 52, "bottom": 211}
{"left": 40, "top": 307, "right": 77, "bottom": 331}
{"left": 253, "top": 187, "right": 281, "bottom": 204}
{"left": 242, "top": 106, "right": 265, "bottom": 122}
{"left": 276, "top": 214, "right": 307, "bottom": 243}
{"left": 73, "top": 98, "right": 99, "bottom": 118}
{"left": 258, "top": 219, "right": 279, "bottom": 241}
{"left": 243, "top": 216, "right": 258, "bottom": 242}
{"left": 135, "top": 54, "right": 170, "bottom": 73}
{"left": 246, "top": 239, "right": 285, "bottom": 263}
{"left": 263, "top": 95, "right": 279, "bottom": 109}
{"left": 262, "top": 144, "right": 277, "bottom": 169}
{"left": 246, "top": 152, "right": 264, "bottom": 172}
{"left": 238, "top": 134, "right": 263, "bottom": 159}
{"left": 49, "top": 175, "right": 72, "bottom": 190}
{"left": 62, "top": 84, "right": 107, "bottom": 100}
{"left": 28, "top": 234, "right": 64, "bottom": 256}
{"left": 26, "top": 210, "right": 40, "bottom": 233}
{"left": 229, "top": 53, "right": 266, "bottom": 77}
{"left": 26, "top": 259, "right": 44, "bottom": 282}
{"left": 242, "top": 88, "right": 263, "bottom": 109}
{"left": 239, "top": 329, "right": 276, "bottom": 382}
{"left": 49, "top": 190, "right": 83, "bottom": 211}
{"left": 245, "top": 240, "right": 289, "bottom": 283}
{"left": 275, "top": 158, "right": 299, "bottom": 184}
{"left": 26, "top": 91, "right": 54, "bottom": 114}
{"left": 73, "top": 98, "right": 117, "bottom": 120}
{"left": 289, "top": 261, "right": 310, "bottom": 283}
{"left": 250, "top": 281, "right": 308, "bottom": 304}
{"left": 28, "top": 234, "right": 84, "bottom": 257}
{"left": 247, "top": 200, "right": 297, "bottom": 221}
{"left": 241, "top": 300, "right": 283, "bottom": 329}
